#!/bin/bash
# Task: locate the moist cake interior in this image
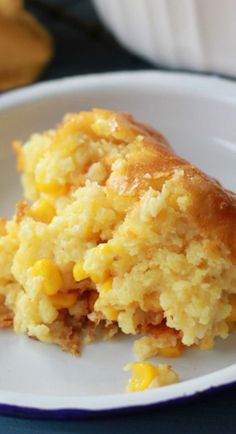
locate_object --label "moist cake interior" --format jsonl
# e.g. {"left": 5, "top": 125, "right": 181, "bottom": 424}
{"left": 0, "top": 109, "right": 236, "bottom": 361}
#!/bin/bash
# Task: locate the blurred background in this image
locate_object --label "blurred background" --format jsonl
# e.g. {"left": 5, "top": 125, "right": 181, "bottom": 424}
{"left": 0, "top": 0, "right": 153, "bottom": 91}
{"left": 27, "top": 0, "right": 153, "bottom": 77}
{"left": 1, "top": 0, "right": 236, "bottom": 93}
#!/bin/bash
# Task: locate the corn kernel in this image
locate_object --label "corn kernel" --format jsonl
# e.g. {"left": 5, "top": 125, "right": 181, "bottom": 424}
{"left": 101, "top": 278, "right": 113, "bottom": 293}
{"left": 111, "top": 241, "right": 126, "bottom": 257}
{"left": 92, "top": 244, "right": 114, "bottom": 264}
{"left": 31, "top": 258, "right": 63, "bottom": 295}
{"left": 82, "top": 243, "right": 114, "bottom": 284}
{"left": 228, "top": 294, "right": 236, "bottom": 322}
{"left": 102, "top": 306, "right": 119, "bottom": 321}
{"left": 50, "top": 292, "right": 77, "bottom": 309}
{"left": 126, "top": 362, "right": 158, "bottom": 392}
{"left": 73, "top": 261, "right": 110, "bottom": 284}
{"left": 36, "top": 180, "right": 69, "bottom": 196}
{"left": 96, "top": 243, "right": 113, "bottom": 256}
{"left": 73, "top": 261, "right": 89, "bottom": 281}
{"left": 90, "top": 270, "right": 110, "bottom": 284}
{"left": 158, "top": 341, "right": 184, "bottom": 358}
{"left": 28, "top": 199, "right": 56, "bottom": 224}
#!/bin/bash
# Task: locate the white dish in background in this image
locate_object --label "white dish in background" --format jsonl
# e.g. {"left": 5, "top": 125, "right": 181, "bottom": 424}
{"left": 93, "top": 0, "right": 236, "bottom": 76}
{"left": 0, "top": 71, "right": 236, "bottom": 418}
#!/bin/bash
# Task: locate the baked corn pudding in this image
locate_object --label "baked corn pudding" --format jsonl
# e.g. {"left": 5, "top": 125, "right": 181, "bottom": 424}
{"left": 1, "top": 108, "right": 236, "bottom": 391}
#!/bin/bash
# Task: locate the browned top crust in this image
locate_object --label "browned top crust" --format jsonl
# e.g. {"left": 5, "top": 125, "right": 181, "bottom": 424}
{"left": 15, "top": 107, "right": 236, "bottom": 261}
{"left": 89, "top": 109, "right": 236, "bottom": 261}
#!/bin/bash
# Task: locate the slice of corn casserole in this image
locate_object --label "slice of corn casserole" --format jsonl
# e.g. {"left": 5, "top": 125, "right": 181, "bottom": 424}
{"left": 1, "top": 108, "right": 236, "bottom": 358}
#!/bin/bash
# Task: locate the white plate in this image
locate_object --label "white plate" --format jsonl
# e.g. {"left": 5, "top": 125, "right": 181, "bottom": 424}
{"left": 0, "top": 71, "right": 236, "bottom": 418}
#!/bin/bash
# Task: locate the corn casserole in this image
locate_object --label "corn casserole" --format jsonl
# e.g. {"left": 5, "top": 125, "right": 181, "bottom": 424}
{"left": 0, "top": 109, "right": 236, "bottom": 389}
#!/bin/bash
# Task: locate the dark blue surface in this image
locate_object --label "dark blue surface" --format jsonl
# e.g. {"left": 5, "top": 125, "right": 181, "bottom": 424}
{"left": 1, "top": 0, "right": 236, "bottom": 432}
{"left": 1, "top": 383, "right": 236, "bottom": 433}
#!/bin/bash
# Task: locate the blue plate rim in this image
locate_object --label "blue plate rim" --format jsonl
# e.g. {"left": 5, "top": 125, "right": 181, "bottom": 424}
{"left": 0, "top": 379, "right": 236, "bottom": 420}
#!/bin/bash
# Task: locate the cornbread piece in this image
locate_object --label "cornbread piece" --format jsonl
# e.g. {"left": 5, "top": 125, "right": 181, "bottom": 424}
{"left": 1, "top": 109, "right": 236, "bottom": 359}
{"left": 125, "top": 362, "right": 179, "bottom": 392}
{"left": 0, "top": 0, "right": 53, "bottom": 91}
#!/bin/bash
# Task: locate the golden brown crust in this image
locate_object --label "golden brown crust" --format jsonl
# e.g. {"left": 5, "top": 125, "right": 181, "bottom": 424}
{"left": 27, "top": 108, "right": 236, "bottom": 261}
{"left": 89, "top": 109, "right": 236, "bottom": 261}
{"left": 183, "top": 171, "right": 236, "bottom": 260}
